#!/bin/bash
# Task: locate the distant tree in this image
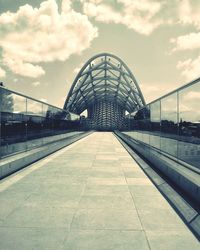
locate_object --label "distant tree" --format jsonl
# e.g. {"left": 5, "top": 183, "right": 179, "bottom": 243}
{"left": 0, "top": 88, "right": 14, "bottom": 112}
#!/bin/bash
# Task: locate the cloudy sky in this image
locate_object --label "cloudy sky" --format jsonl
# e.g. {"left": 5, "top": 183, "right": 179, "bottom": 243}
{"left": 0, "top": 0, "right": 199, "bottom": 108}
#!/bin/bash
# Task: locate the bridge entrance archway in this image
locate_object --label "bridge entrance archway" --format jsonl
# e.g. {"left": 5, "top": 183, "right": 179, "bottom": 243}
{"left": 64, "top": 53, "right": 145, "bottom": 130}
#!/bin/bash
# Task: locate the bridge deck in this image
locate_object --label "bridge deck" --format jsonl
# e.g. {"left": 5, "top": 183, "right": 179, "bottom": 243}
{"left": 0, "top": 132, "right": 199, "bottom": 250}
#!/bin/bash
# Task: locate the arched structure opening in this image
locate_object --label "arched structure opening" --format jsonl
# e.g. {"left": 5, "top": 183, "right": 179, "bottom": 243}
{"left": 64, "top": 53, "right": 145, "bottom": 130}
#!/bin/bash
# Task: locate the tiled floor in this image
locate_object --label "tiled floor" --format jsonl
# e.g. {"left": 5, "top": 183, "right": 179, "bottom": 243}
{"left": 0, "top": 132, "right": 199, "bottom": 250}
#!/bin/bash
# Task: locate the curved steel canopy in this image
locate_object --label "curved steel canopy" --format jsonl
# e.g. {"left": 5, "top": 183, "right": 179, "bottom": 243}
{"left": 64, "top": 53, "right": 145, "bottom": 114}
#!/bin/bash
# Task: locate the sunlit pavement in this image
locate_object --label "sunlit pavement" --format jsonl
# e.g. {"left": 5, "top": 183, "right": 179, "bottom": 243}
{"left": 0, "top": 132, "right": 199, "bottom": 250}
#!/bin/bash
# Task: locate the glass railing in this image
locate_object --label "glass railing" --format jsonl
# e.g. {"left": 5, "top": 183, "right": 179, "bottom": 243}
{"left": 0, "top": 87, "right": 80, "bottom": 158}
{"left": 122, "top": 78, "right": 200, "bottom": 169}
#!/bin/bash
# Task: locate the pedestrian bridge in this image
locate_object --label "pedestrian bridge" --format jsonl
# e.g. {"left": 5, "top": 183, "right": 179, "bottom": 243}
{"left": 0, "top": 132, "right": 199, "bottom": 249}
{"left": 0, "top": 53, "right": 200, "bottom": 248}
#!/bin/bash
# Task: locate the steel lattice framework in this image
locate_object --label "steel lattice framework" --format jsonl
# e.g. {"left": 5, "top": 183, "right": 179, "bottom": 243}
{"left": 64, "top": 53, "right": 145, "bottom": 130}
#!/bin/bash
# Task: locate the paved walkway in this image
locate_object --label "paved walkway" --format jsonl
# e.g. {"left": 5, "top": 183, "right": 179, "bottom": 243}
{"left": 0, "top": 132, "right": 199, "bottom": 250}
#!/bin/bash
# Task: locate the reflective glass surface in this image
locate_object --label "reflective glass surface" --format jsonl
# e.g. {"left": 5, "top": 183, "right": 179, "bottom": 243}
{"left": 0, "top": 90, "right": 27, "bottom": 156}
{"left": 160, "top": 93, "right": 178, "bottom": 157}
{"left": 150, "top": 101, "right": 160, "bottom": 149}
{"left": 178, "top": 82, "right": 200, "bottom": 167}
{"left": 122, "top": 79, "right": 200, "bottom": 169}
{"left": 0, "top": 87, "right": 80, "bottom": 158}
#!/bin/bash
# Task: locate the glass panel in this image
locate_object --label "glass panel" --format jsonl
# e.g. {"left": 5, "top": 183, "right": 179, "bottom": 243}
{"left": 0, "top": 89, "right": 27, "bottom": 157}
{"left": 140, "top": 106, "right": 150, "bottom": 145}
{"left": 143, "top": 133, "right": 150, "bottom": 144}
{"left": 42, "top": 104, "right": 54, "bottom": 138}
{"left": 122, "top": 80, "right": 200, "bottom": 170}
{"left": 160, "top": 93, "right": 178, "bottom": 157}
{"left": 150, "top": 101, "right": 160, "bottom": 149}
{"left": 0, "top": 88, "right": 80, "bottom": 159}
{"left": 137, "top": 132, "right": 142, "bottom": 142}
{"left": 0, "top": 88, "right": 1, "bottom": 155}
{"left": 53, "top": 108, "right": 65, "bottom": 134}
{"left": 150, "top": 101, "right": 160, "bottom": 128}
{"left": 26, "top": 99, "right": 43, "bottom": 148}
{"left": 178, "top": 82, "right": 200, "bottom": 168}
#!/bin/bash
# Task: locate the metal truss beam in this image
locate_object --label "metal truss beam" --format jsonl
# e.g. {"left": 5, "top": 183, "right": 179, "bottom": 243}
{"left": 64, "top": 53, "right": 146, "bottom": 116}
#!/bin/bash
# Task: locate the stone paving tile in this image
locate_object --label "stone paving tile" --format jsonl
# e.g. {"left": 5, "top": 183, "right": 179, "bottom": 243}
{"left": 23, "top": 192, "right": 81, "bottom": 208}
{"left": 0, "top": 132, "right": 199, "bottom": 249}
{"left": 133, "top": 195, "right": 173, "bottom": 210}
{"left": 44, "top": 167, "right": 91, "bottom": 177}
{"left": 3, "top": 180, "right": 40, "bottom": 193}
{"left": 122, "top": 166, "right": 144, "bottom": 172}
{"left": 124, "top": 170, "right": 148, "bottom": 178}
{"left": 49, "top": 156, "right": 93, "bottom": 162}
{"left": 126, "top": 177, "right": 154, "bottom": 186}
{"left": 129, "top": 185, "right": 161, "bottom": 197}
{"left": 91, "top": 166, "right": 123, "bottom": 173}
{"left": 90, "top": 169, "right": 124, "bottom": 178}
{"left": 0, "top": 227, "right": 67, "bottom": 250}
{"left": 146, "top": 230, "right": 200, "bottom": 250}
{"left": 95, "top": 157, "right": 120, "bottom": 162}
{"left": 120, "top": 162, "right": 140, "bottom": 168}
{"left": 79, "top": 194, "right": 135, "bottom": 209}
{"left": 24, "top": 175, "right": 87, "bottom": 186}
{"left": 71, "top": 208, "right": 142, "bottom": 230}
{"left": 115, "top": 147, "right": 127, "bottom": 152}
{"left": 51, "top": 160, "right": 93, "bottom": 168}
{"left": 137, "top": 208, "right": 187, "bottom": 231}
{"left": 92, "top": 161, "right": 120, "bottom": 167}
{"left": 0, "top": 187, "right": 33, "bottom": 201}
{"left": 118, "top": 155, "right": 133, "bottom": 160}
{"left": 63, "top": 230, "right": 150, "bottom": 250}
{"left": 83, "top": 185, "right": 130, "bottom": 197}
{"left": 87, "top": 177, "right": 127, "bottom": 186}
{"left": 37, "top": 184, "right": 85, "bottom": 196}
{"left": 0, "top": 219, "right": 3, "bottom": 226}
{"left": 0, "top": 198, "right": 24, "bottom": 222}
{"left": 96, "top": 151, "right": 120, "bottom": 155}
{"left": 2, "top": 206, "right": 75, "bottom": 229}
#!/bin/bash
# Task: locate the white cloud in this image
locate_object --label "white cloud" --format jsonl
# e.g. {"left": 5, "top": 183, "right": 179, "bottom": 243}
{"left": 0, "top": 67, "right": 6, "bottom": 78}
{"left": 171, "top": 1, "right": 200, "bottom": 81}
{"left": 82, "top": 0, "right": 163, "bottom": 35}
{"left": 171, "top": 32, "right": 200, "bottom": 51}
{"left": 140, "top": 82, "right": 174, "bottom": 103}
{"left": 3, "top": 59, "right": 45, "bottom": 78}
{"left": 178, "top": 0, "right": 200, "bottom": 29}
{"left": 179, "top": 103, "right": 191, "bottom": 112}
{"left": 183, "top": 90, "right": 200, "bottom": 101}
{"left": 32, "top": 81, "right": 41, "bottom": 87}
{"left": 177, "top": 55, "right": 200, "bottom": 81}
{"left": 54, "top": 96, "right": 66, "bottom": 108}
{"left": 179, "top": 89, "right": 200, "bottom": 122}
{"left": 62, "top": 0, "right": 72, "bottom": 12}
{"left": 0, "top": 0, "right": 98, "bottom": 78}
{"left": 27, "top": 101, "right": 43, "bottom": 114}
{"left": 74, "top": 67, "right": 81, "bottom": 74}
{"left": 12, "top": 94, "right": 26, "bottom": 113}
